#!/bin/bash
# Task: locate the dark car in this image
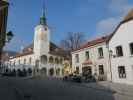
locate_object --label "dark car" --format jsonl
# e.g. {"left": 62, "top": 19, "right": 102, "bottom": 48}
{"left": 71, "top": 74, "right": 82, "bottom": 83}
{"left": 63, "top": 74, "right": 82, "bottom": 83}
{"left": 82, "top": 74, "right": 96, "bottom": 83}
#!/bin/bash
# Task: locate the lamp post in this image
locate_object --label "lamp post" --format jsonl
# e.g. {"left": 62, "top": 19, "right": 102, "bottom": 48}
{"left": 109, "top": 50, "right": 113, "bottom": 82}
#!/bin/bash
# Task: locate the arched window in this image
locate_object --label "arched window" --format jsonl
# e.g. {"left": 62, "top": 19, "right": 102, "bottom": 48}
{"left": 29, "top": 57, "right": 32, "bottom": 64}
{"left": 14, "top": 61, "right": 16, "bottom": 66}
{"left": 49, "top": 56, "right": 54, "bottom": 63}
{"left": 60, "top": 58, "right": 63, "bottom": 64}
{"left": 24, "top": 59, "right": 26, "bottom": 64}
{"left": 55, "top": 58, "right": 59, "bottom": 64}
{"left": 41, "top": 55, "right": 47, "bottom": 64}
{"left": 18, "top": 60, "right": 20, "bottom": 64}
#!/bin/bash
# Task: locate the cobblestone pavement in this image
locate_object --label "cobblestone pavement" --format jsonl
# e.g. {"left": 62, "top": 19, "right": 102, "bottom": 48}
{"left": 0, "top": 77, "right": 133, "bottom": 100}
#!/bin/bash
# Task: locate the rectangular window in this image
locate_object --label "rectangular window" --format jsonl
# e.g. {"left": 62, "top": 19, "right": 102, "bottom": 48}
{"left": 98, "top": 47, "right": 104, "bottom": 58}
{"left": 75, "top": 54, "right": 79, "bottom": 63}
{"left": 116, "top": 46, "right": 123, "bottom": 57}
{"left": 85, "top": 51, "right": 89, "bottom": 60}
{"left": 99, "top": 65, "right": 104, "bottom": 75}
{"left": 118, "top": 66, "right": 126, "bottom": 78}
{"left": 129, "top": 43, "right": 133, "bottom": 55}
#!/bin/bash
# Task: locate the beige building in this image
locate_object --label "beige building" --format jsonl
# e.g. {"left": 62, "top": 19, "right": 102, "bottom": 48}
{"left": 72, "top": 35, "right": 112, "bottom": 81}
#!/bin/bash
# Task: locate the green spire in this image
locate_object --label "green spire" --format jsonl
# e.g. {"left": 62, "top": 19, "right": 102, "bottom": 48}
{"left": 40, "top": 0, "right": 47, "bottom": 25}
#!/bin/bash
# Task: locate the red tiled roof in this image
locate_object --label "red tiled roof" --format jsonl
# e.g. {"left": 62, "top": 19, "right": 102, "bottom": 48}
{"left": 11, "top": 42, "right": 70, "bottom": 58}
{"left": 72, "top": 34, "right": 112, "bottom": 52}
{"left": 14, "top": 51, "right": 33, "bottom": 58}
{"left": 82, "top": 59, "right": 93, "bottom": 65}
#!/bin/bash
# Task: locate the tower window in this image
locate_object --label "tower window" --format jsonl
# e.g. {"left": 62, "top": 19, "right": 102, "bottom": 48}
{"left": 45, "top": 27, "right": 47, "bottom": 31}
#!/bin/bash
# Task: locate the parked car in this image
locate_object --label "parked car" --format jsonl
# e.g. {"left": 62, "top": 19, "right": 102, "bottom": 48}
{"left": 82, "top": 74, "right": 96, "bottom": 83}
{"left": 71, "top": 74, "right": 82, "bottom": 83}
{"left": 63, "top": 74, "right": 82, "bottom": 83}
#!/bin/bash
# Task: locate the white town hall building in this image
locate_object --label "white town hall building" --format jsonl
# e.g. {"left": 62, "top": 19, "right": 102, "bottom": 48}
{"left": 7, "top": 10, "right": 70, "bottom": 77}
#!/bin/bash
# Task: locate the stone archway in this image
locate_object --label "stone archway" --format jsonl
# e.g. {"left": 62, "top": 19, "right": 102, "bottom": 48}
{"left": 56, "top": 68, "right": 60, "bottom": 76}
{"left": 55, "top": 58, "right": 59, "bottom": 64}
{"left": 49, "top": 56, "right": 54, "bottom": 64}
{"left": 27, "top": 68, "right": 32, "bottom": 76}
{"left": 35, "top": 60, "right": 39, "bottom": 68}
{"left": 41, "top": 67, "right": 47, "bottom": 76}
{"left": 49, "top": 68, "right": 54, "bottom": 76}
{"left": 34, "top": 60, "right": 40, "bottom": 76}
{"left": 40, "top": 55, "right": 47, "bottom": 64}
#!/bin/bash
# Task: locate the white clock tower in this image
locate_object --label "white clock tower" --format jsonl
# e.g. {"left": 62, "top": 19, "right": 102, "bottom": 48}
{"left": 34, "top": 8, "right": 50, "bottom": 57}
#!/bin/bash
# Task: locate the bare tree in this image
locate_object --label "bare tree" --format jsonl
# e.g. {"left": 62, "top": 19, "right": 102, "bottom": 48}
{"left": 60, "top": 32, "right": 85, "bottom": 51}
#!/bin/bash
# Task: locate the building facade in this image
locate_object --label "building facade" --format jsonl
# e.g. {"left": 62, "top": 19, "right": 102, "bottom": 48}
{"left": 7, "top": 10, "right": 70, "bottom": 77}
{"left": 109, "top": 9, "right": 133, "bottom": 85}
{"left": 72, "top": 8, "right": 133, "bottom": 85}
{"left": 72, "top": 35, "right": 112, "bottom": 81}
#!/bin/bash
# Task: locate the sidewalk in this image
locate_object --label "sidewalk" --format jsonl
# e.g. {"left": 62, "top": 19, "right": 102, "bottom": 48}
{"left": 82, "top": 81, "right": 133, "bottom": 97}
{"left": 98, "top": 81, "right": 133, "bottom": 96}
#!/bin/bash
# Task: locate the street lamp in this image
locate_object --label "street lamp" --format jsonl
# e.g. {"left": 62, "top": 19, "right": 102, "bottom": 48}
{"left": 0, "top": 31, "right": 13, "bottom": 73}
{"left": 6, "top": 31, "right": 14, "bottom": 43}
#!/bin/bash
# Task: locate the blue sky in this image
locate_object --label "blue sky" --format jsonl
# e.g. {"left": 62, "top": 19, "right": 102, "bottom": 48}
{"left": 4, "top": 0, "right": 133, "bottom": 51}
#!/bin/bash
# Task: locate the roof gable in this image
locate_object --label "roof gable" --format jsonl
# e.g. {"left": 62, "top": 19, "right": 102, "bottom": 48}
{"left": 108, "top": 8, "right": 133, "bottom": 42}
{"left": 72, "top": 34, "right": 112, "bottom": 52}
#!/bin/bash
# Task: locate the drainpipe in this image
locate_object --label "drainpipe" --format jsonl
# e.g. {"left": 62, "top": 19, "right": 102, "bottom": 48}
{"left": 106, "top": 43, "right": 113, "bottom": 82}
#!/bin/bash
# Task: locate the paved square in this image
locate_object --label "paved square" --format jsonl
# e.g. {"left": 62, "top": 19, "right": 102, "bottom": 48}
{"left": 0, "top": 77, "right": 133, "bottom": 100}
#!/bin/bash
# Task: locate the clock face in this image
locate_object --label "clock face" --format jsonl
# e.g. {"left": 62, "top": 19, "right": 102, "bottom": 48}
{"left": 38, "top": 32, "right": 47, "bottom": 41}
{"left": 38, "top": 32, "right": 44, "bottom": 40}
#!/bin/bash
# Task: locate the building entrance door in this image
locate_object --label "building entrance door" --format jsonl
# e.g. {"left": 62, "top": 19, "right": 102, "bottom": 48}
{"left": 82, "top": 66, "right": 92, "bottom": 76}
{"left": 41, "top": 68, "right": 47, "bottom": 76}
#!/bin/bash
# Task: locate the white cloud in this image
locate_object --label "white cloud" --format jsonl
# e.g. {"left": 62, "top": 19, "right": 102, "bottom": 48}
{"left": 96, "top": 0, "right": 132, "bottom": 37}
{"left": 96, "top": 17, "right": 120, "bottom": 36}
